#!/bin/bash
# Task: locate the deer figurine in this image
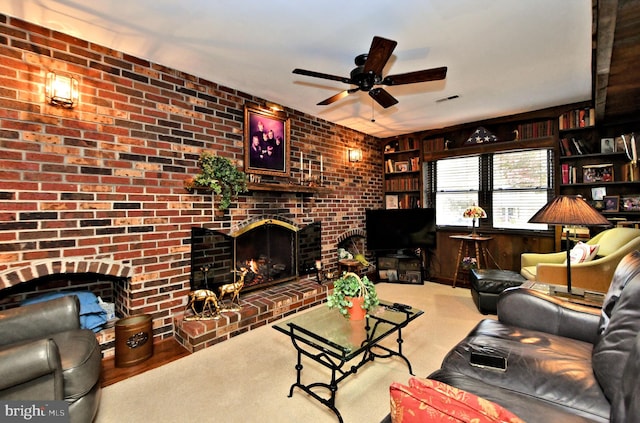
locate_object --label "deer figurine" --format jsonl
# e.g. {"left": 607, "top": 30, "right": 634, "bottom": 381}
{"left": 219, "top": 268, "right": 248, "bottom": 307}
{"left": 185, "top": 289, "right": 221, "bottom": 319}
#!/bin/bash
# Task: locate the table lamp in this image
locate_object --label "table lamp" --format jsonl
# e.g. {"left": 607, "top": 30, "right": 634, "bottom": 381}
{"left": 528, "top": 195, "right": 611, "bottom": 294}
{"left": 463, "top": 205, "right": 487, "bottom": 237}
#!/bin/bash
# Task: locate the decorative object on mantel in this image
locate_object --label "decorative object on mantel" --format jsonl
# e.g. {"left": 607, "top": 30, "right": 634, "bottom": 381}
{"left": 184, "top": 152, "right": 248, "bottom": 210}
{"left": 244, "top": 105, "right": 290, "bottom": 177}
{"left": 327, "top": 272, "right": 379, "bottom": 321}
{"left": 298, "top": 150, "right": 324, "bottom": 187}
{"left": 463, "top": 205, "right": 487, "bottom": 236}
{"left": 464, "top": 127, "right": 497, "bottom": 145}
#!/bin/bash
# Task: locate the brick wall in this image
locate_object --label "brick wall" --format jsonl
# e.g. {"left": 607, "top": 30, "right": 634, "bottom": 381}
{"left": 0, "top": 15, "right": 383, "bottom": 342}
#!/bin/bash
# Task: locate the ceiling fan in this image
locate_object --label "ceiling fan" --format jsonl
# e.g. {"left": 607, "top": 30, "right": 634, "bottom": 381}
{"left": 293, "top": 36, "right": 447, "bottom": 109}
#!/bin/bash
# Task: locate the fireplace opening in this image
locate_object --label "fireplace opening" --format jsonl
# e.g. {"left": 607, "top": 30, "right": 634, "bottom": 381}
{"left": 234, "top": 220, "right": 297, "bottom": 289}
{"left": 190, "top": 219, "right": 322, "bottom": 296}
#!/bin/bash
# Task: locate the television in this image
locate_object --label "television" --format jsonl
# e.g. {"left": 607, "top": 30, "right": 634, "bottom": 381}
{"left": 365, "top": 208, "right": 436, "bottom": 252}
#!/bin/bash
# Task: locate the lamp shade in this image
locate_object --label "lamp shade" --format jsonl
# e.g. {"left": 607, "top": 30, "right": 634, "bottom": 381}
{"left": 528, "top": 195, "right": 611, "bottom": 226}
{"left": 463, "top": 205, "right": 487, "bottom": 219}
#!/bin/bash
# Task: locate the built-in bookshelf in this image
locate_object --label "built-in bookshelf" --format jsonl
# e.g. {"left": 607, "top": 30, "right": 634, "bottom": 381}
{"left": 383, "top": 136, "right": 421, "bottom": 209}
{"left": 558, "top": 108, "right": 640, "bottom": 218}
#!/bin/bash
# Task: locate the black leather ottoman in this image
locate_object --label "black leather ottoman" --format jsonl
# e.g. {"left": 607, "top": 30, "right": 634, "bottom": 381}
{"left": 470, "top": 269, "right": 526, "bottom": 314}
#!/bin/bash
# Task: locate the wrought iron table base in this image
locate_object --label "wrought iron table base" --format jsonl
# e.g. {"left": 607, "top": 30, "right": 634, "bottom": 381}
{"left": 285, "top": 321, "right": 414, "bottom": 422}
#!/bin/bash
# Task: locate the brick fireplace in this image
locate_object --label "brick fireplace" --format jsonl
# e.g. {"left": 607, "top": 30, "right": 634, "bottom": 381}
{"left": 0, "top": 15, "right": 383, "bottom": 356}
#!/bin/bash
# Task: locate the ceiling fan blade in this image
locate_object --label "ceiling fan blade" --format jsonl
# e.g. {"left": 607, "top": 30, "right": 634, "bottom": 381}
{"left": 363, "top": 36, "right": 397, "bottom": 76}
{"left": 369, "top": 88, "right": 398, "bottom": 108}
{"left": 292, "top": 68, "right": 352, "bottom": 84}
{"left": 382, "top": 66, "right": 448, "bottom": 86}
{"left": 317, "top": 91, "right": 349, "bottom": 106}
{"left": 317, "top": 88, "right": 359, "bottom": 106}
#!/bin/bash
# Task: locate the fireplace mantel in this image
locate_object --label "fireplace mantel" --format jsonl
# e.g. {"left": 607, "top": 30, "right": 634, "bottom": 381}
{"left": 247, "top": 182, "right": 331, "bottom": 195}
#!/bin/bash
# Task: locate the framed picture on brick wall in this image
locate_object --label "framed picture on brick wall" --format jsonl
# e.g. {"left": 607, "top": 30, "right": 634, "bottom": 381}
{"left": 244, "top": 105, "right": 290, "bottom": 177}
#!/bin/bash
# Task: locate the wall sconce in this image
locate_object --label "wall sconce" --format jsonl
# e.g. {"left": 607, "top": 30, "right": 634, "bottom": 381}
{"left": 46, "top": 72, "right": 78, "bottom": 108}
{"left": 265, "top": 101, "right": 283, "bottom": 112}
{"left": 348, "top": 149, "right": 363, "bottom": 162}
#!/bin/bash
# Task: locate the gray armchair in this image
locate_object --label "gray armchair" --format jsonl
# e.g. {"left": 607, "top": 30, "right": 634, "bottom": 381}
{"left": 0, "top": 296, "right": 102, "bottom": 423}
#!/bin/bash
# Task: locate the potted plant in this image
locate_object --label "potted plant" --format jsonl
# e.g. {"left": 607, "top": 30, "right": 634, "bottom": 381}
{"left": 184, "top": 152, "right": 248, "bottom": 210}
{"left": 327, "top": 272, "right": 379, "bottom": 320}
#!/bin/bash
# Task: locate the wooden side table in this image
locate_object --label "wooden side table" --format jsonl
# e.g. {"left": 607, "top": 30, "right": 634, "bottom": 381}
{"left": 450, "top": 235, "right": 493, "bottom": 288}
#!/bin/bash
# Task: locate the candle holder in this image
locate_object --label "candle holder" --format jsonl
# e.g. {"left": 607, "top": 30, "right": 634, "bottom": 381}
{"left": 300, "top": 174, "right": 323, "bottom": 187}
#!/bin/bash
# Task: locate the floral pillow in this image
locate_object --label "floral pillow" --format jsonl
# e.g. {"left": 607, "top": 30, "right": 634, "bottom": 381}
{"left": 390, "top": 377, "right": 524, "bottom": 423}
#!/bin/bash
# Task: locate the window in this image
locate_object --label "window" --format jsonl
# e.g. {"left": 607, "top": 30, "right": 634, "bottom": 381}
{"left": 492, "top": 150, "right": 551, "bottom": 230}
{"left": 434, "top": 156, "right": 480, "bottom": 227}
{"left": 428, "top": 149, "right": 553, "bottom": 231}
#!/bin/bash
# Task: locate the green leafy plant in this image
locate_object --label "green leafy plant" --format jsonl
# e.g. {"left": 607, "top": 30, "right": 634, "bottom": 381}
{"left": 326, "top": 272, "right": 379, "bottom": 318}
{"left": 186, "top": 152, "right": 248, "bottom": 210}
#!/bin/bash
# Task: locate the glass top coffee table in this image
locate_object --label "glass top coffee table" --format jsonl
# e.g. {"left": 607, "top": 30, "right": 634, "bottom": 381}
{"left": 273, "top": 300, "right": 423, "bottom": 422}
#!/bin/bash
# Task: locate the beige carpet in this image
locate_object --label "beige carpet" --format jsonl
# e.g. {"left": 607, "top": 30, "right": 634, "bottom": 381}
{"left": 95, "top": 282, "right": 491, "bottom": 423}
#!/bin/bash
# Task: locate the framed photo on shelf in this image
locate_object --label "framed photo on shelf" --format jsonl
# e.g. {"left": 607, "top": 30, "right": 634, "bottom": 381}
{"left": 244, "top": 105, "right": 290, "bottom": 177}
{"left": 394, "top": 161, "right": 409, "bottom": 172}
{"left": 601, "top": 138, "right": 615, "bottom": 153}
{"left": 404, "top": 271, "right": 422, "bottom": 284}
{"left": 385, "top": 195, "right": 399, "bottom": 209}
{"left": 386, "top": 269, "right": 398, "bottom": 282}
{"left": 603, "top": 195, "right": 620, "bottom": 213}
{"left": 622, "top": 196, "right": 640, "bottom": 211}
{"left": 591, "top": 186, "right": 606, "bottom": 201}
{"left": 583, "top": 164, "right": 614, "bottom": 183}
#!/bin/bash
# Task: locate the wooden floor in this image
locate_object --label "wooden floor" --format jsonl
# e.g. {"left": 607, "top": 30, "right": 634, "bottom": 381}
{"left": 100, "top": 338, "right": 191, "bottom": 387}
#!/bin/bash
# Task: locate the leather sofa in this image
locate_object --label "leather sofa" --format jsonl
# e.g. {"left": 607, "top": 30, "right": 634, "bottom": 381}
{"left": 520, "top": 226, "right": 640, "bottom": 292}
{"left": 0, "top": 296, "right": 102, "bottom": 423}
{"left": 434, "top": 250, "right": 640, "bottom": 422}
{"left": 384, "top": 249, "right": 640, "bottom": 422}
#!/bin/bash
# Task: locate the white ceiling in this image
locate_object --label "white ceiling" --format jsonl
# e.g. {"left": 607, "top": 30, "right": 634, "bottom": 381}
{"left": 1, "top": 0, "right": 593, "bottom": 138}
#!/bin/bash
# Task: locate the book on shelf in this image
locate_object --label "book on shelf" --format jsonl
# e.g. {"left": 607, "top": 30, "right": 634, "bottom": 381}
{"left": 409, "top": 156, "right": 420, "bottom": 171}
{"left": 424, "top": 137, "right": 445, "bottom": 152}
{"left": 560, "top": 138, "right": 572, "bottom": 156}
{"left": 560, "top": 137, "right": 591, "bottom": 156}
{"left": 561, "top": 163, "right": 570, "bottom": 184}
{"left": 516, "top": 120, "right": 554, "bottom": 139}
{"left": 385, "top": 176, "right": 419, "bottom": 191}
{"left": 559, "top": 108, "right": 595, "bottom": 130}
{"left": 561, "top": 164, "right": 578, "bottom": 184}
{"left": 386, "top": 159, "right": 395, "bottom": 173}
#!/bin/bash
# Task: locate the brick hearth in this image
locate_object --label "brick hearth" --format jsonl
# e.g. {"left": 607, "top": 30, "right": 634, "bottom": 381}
{"left": 174, "top": 277, "right": 331, "bottom": 352}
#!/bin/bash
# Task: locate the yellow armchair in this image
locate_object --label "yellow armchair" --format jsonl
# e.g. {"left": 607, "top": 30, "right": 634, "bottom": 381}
{"left": 521, "top": 227, "right": 640, "bottom": 292}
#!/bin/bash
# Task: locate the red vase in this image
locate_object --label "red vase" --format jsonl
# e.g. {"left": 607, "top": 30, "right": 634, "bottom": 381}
{"left": 346, "top": 296, "right": 366, "bottom": 321}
